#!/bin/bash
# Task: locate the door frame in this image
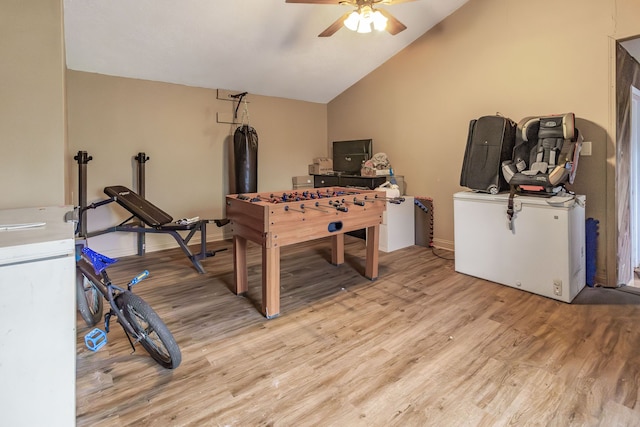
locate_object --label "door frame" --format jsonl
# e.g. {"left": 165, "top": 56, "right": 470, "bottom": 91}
{"left": 630, "top": 85, "right": 640, "bottom": 273}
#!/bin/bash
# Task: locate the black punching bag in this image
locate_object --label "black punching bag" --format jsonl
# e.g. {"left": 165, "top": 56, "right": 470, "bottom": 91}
{"left": 233, "top": 124, "right": 258, "bottom": 193}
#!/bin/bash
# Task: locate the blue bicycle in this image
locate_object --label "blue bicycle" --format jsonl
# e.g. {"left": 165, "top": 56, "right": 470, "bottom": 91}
{"left": 76, "top": 242, "right": 181, "bottom": 369}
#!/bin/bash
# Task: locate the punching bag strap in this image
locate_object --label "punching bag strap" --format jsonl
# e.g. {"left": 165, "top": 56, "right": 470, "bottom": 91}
{"left": 240, "top": 96, "right": 250, "bottom": 127}
{"left": 230, "top": 91, "right": 248, "bottom": 120}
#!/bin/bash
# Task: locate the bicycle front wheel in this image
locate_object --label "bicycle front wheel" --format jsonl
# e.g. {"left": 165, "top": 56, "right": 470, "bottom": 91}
{"left": 115, "top": 291, "right": 181, "bottom": 369}
{"left": 76, "top": 268, "right": 103, "bottom": 327}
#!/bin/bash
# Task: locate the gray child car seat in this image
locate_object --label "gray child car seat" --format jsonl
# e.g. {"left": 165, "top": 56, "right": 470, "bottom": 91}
{"left": 501, "top": 112, "right": 582, "bottom": 229}
{"left": 501, "top": 112, "right": 582, "bottom": 194}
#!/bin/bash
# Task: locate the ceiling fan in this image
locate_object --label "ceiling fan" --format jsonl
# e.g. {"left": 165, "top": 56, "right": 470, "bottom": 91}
{"left": 285, "top": 0, "right": 416, "bottom": 37}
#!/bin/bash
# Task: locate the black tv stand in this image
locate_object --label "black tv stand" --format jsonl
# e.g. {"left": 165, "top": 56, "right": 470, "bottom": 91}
{"left": 312, "top": 174, "right": 387, "bottom": 190}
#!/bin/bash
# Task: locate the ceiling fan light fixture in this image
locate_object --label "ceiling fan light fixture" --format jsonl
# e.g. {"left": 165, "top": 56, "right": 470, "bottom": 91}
{"left": 344, "top": 11, "right": 360, "bottom": 31}
{"left": 372, "top": 10, "right": 388, "bottom": 31}
{"left": 356, "top": 20, "right": 372, "bottom": 33}
{"left": 343, "top": 4, "right": 389, "bottom": 34}
{"left": 360, "top": 5, "right": 373, "bottom": 23}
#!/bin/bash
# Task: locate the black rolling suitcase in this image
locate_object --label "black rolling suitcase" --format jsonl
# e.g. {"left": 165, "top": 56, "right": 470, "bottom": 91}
{"left": 460, "top": 115, "right": 516, "bottom": 194}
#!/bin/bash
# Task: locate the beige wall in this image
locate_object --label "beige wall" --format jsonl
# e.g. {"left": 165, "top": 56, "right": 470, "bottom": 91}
{"left": 6, "top": 0, "right": 640, "bottom": 283}
{"left": 328, "top": 0, "right": 640, "bottom": 285}
{"left": 66, "top": 71, "right": 327, "bottom": 256}
{"left": 0, "top": 0, "right": 66, "bottom": 209}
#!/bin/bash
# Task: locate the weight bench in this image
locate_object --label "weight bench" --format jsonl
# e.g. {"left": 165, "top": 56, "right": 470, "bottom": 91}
{"left": 86, "top": 185, "right": 228, "bottom": 274}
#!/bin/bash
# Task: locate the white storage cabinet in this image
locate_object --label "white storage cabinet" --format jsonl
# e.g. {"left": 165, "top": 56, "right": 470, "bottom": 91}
{"left": 379, "top": 196, "right": 415, "bottom": 252}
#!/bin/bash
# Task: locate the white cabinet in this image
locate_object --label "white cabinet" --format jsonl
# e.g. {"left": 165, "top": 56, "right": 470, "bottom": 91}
{"left": 454, "top": 192, "right": 585, "bottom": 302}
{"left": 0, "top": 206, "right": 75, "bottom": 427}
{"left": 379, "top": 196, "right": 415, "bottom": 252}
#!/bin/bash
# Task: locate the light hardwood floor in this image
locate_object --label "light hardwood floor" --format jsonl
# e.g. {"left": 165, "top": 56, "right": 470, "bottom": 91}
{"left": 76, "top": 237, "right": 640, "bottom": 426}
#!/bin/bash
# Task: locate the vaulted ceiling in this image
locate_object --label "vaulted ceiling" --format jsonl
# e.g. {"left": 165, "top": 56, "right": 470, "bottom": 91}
{"left": 63, "top": 0, "right": 469, "bottom": 103}
{"left": 63, "top": 1, "right": 640, "bottom": 104}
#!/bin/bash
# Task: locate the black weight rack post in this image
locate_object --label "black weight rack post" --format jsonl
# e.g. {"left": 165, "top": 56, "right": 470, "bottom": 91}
{"left": 135, "top": 152, "right": 150, "bottom": 256}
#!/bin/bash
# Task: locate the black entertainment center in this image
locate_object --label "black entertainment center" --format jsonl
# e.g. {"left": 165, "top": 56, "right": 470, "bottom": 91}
{"left": 312, "top": 137, "right": 403, "bottom": 191}
{"left": 312, "top": 138, "right": 387, "bottom": 190}
{"left": 312, "top": 173, "right": 387, "bottom": 190}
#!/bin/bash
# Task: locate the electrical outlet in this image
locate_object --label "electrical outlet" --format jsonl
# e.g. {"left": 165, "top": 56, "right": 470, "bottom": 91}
{"left": 581, "top": 141, "right": 592, "bottom": 156}
{"left": 553, "top": 280, "right": 562, "bottom": 296}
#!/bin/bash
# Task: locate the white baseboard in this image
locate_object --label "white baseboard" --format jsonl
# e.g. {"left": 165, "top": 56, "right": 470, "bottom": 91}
{"left": 433, "top": 238, "right": 454, "bottom": 252}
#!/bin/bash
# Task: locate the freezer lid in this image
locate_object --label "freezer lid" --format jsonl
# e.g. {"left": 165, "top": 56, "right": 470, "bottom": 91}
{"left": 0, "top": 206, "right": 75, "bottom": 265}
{"left": 454, "top": 191, "right": 585, "bottom": 208}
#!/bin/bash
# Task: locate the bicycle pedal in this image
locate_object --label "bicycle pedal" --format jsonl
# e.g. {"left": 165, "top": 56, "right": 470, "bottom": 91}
{"left": 84, "top": 328, "right": 107, "bottom": 351}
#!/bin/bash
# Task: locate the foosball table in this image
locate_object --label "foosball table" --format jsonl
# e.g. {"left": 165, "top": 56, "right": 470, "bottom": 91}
{"left": 226, "top": 187, "right": 399, "bottom": 318}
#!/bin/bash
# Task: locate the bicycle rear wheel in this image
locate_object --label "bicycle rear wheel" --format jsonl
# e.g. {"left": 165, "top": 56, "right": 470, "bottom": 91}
{"left": 76, "top": 269, "right": 103, "bottom": 327}
{"left": 115, "top": 291, "right": 181, "bottom": 369}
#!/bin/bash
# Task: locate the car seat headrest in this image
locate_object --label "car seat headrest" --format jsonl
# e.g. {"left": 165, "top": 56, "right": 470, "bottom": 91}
{"left": 520, "top": 113, "right": 576, "bottom": 142}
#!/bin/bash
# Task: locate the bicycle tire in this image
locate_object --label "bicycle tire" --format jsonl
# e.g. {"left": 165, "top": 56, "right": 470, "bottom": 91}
{"left": 76, "top": 268, "right": 103, "bottom": 327}
{"left": 115, "top": 291, "right": 181, "bottom": 369}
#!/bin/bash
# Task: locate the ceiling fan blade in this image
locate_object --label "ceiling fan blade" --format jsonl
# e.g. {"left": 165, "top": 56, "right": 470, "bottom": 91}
{"left": 285, "top": 0, "right": 341, "bottom": 4}
{"left": 318, "top": 12, "right": 351, "bottom": 37}
{"left": 377, "top": 8, "right": 407, "bottom": 35}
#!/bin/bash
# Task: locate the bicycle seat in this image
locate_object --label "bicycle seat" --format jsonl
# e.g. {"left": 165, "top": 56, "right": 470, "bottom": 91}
{"left": 82, "top": 247, "right": 118, "bottom": 274}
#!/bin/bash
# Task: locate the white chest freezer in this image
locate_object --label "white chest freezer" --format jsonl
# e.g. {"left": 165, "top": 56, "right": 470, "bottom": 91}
{"left": 453, "top": 191, "right": 585, "bottom": 303}
{"left": 0, "top": 206, "right": 76, "bottom": 427}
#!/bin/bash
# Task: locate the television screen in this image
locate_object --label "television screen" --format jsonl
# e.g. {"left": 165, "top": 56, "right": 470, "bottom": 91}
{"left": 332, "top": 139, "right": 373, "bottom": 175}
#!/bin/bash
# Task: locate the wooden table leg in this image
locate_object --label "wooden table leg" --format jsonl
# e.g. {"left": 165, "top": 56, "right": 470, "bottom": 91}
{"left": 233, "top": 235, "right": 248, "bottom": 295}
{"left": 262, "top": 245, "right": 281, "bottom": 319}
{"left": 331, "top": 233, "right": 345, "bottom": 265}
{"left": 365, "top": 225, "right": 379, "bottom": 280}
